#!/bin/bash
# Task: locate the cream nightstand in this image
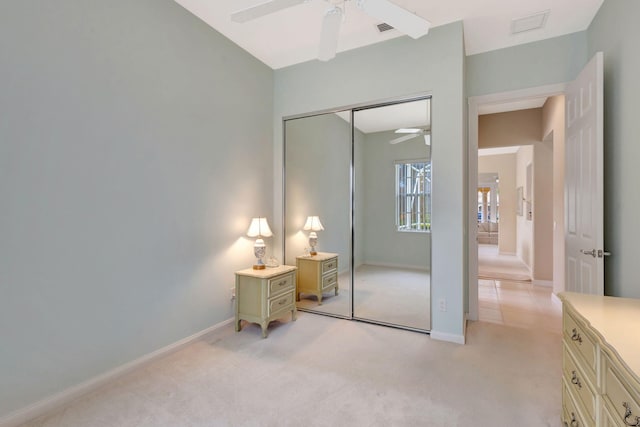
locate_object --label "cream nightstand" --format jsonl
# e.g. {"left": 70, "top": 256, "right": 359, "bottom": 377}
{"left": 235, "top": 265, "right": 297, "bottom": 338}
{"left": 296, "top": 252, "right": 338, "bottom": 305}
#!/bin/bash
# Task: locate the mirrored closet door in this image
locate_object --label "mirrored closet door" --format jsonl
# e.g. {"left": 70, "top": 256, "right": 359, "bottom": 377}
{"left": 352, "top": 98, "right": 431, "bottom": 331}
{"left": 284, "top": 111, "right": 352, "bottom": 318}
{"left": 283, "top": 96, "right": 431, "bottom": 331}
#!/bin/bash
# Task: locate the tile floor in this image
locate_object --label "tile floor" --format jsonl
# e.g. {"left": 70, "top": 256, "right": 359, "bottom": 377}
{"left": 478, "top": 278, "right": 562, "bottom": 333}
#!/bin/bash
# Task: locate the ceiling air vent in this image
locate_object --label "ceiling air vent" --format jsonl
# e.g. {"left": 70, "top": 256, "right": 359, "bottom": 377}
{"left": 511, "top": 10, "right": 550, "bottom": 34}
{"left": 376, "top": 22, "right": 394, "bottom": 33}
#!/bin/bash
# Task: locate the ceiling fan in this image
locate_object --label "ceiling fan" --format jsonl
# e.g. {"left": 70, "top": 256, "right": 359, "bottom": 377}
{"left": 390, "top": 128, "right": 431, "bottom": 145}
{"left": 231, "top": 0, "right": 431, "bottom": 61}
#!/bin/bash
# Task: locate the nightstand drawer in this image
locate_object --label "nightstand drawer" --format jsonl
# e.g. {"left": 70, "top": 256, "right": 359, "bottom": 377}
{"left": 564, "top": 309, "right": 597, "bottom": 376}
{"left": 322, "top": 271, "right": 338, "bottom": 291}
{"left": 602, "top": 353, "right": 640, "bottom": 426}
{"left": 268, "top": 291, "right": 295, "bottom": 316}
{"left": 322, "top": 258, "right": 337, "bottom": 274}
{"left": 268, "top": 273, "right": 295, "bottom": 297}
{"left": 563, "top": 345, "right": 596, "bottom": 423}
{"left": 563, "top": 380, "right": 589, "bottom": 427}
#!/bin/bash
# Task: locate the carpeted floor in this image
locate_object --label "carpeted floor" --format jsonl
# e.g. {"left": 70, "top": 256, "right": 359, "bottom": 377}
{"left": 478, "top": 244, "right": 532, "bottom": 282}
{"left": 20, "top": 309, "right": 562, "bottom": 427}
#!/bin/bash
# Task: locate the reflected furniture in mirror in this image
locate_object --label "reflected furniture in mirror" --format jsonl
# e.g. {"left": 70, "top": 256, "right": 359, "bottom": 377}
{"left": 296, "top": 252, "right": 339, "bottom": 304}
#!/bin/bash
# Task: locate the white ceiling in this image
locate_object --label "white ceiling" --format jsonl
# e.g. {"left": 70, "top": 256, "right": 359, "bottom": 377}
{"left": 478, "top": 96, "right": 548, "bottom": 115}
{"left": 334, "top": 98, "right": 430, "bottom": 133}
{"left": 174, "top": 0, "right": 603, "bottom": 69}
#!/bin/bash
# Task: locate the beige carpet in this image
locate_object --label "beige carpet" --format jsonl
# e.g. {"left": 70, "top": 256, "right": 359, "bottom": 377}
{"left": 20, "top": 313, "right": 562, "bottom": 427}
{"left": 478, "top": 244, "right": 532, "bottom": 282}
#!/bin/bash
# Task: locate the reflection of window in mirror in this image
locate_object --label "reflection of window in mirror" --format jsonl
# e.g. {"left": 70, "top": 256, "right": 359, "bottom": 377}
{"left": 395, "top": 160, "right": 431, "bottom": 232}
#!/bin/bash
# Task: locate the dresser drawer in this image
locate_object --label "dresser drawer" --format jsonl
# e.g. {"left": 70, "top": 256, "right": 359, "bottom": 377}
{"left": 321, "top": 258, "right": 337, "bottom": 274}
{"left": 563, "top": 345, "right": 597, "bottom": 423}
{"left": 321, "top": 271, "right": 338, "bottom": 291}
{"left": 564, "top": 309, "right": 597, "bottom": 376}
{"left": 563, "top": 380, "right": 590, "bottom": 427}
{"left": 268, "top": 291, "right": 294, "bottom": 316}
{"left": 268, "top": 273, "right": 295, "bottom": 297}
{"left": 602, "top": 353, "right": 640, "bottom": 427}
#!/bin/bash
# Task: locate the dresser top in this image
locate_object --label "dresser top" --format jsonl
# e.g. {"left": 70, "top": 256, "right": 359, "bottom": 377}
{"left": 296, "top": 252, "right": 338, "bottom": 261}
{"left": 559, "top": 292, "right": 640, "bottom": 380}
{"left": 235, "top": 264, "right": 296, "bottom": 279}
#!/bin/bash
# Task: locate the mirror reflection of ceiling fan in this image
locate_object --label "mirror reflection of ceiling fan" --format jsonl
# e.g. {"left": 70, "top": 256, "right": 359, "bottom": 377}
{"left": 390, "top": 128, "right": 431, "bottom": 145}
{"left": 231, "top": 0, "right": 431, "bottom": 61}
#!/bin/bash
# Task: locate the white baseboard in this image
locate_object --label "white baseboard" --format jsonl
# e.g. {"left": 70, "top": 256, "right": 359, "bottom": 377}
{"left": 361, "top": 261, "right": 430, "bottom": 272}
{"left": 551, "top": 292, "right": 563, "bottom": 308}
{"left": 533, "top": 280, "right": 553, "bottom": 288}
{"left": 0, "top": 317, "right": 234, "bottom": 427}
{"left": 430, "top": 329, "right": 466, "bottom": 345}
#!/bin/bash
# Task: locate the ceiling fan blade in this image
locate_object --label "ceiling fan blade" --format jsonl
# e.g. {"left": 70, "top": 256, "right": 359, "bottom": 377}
{"left": 231, "top": 0, "right": 307, "bottom": 23}
{"left": 390, "top": 134, "right": 420, "bottom": 144}
{"left": 357, "top": 0, "right": 431, "bottom": 39}
{"left": 318, "top": 6, "right": 343, "bottom": 62}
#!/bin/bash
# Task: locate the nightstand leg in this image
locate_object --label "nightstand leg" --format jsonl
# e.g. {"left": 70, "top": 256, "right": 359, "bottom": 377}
{"left": 261, "top": 322, "right": 268, "bottom": 338}
{"left": 292, "top": 308, "right": 297, "bottom": 321}
{"left": 335, "top": 286, "right": 339, "bottom": 296}
{"left": 235, "top": 318, "right": 242, "bottom": 332}
{"left": 318, "top": 294, "right": 323, "bottom": 305}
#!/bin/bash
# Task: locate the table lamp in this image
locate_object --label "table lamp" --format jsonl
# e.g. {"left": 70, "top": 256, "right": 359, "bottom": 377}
{"left": 303, "top": 216, "right": 324, "bottom": 256}
{"left": 247, "top": 217, "right": 273, "bottom": 270}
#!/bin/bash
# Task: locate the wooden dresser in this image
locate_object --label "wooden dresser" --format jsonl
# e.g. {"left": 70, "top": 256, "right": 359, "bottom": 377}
{"left": 296, "top": 252, "right": 338, "bottom": 305}
{"left": 235, "top": 265, "right": 297, "bottom": 338}
{"left": 559, "top": 292, "right": 640, "bottom": 427}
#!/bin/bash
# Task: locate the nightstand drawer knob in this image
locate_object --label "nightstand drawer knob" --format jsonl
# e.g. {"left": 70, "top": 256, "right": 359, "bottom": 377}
{"left": 570, "top": 370, "right": 582, "bottom": 389}
{"left": 571, "top": 328, "right": 582, "bottom": 344}
{"left": 565, "top": 412, "right": 579, "bottom": 427}
{"left": 623, "top": 402, "right": 640, "bottom": 426}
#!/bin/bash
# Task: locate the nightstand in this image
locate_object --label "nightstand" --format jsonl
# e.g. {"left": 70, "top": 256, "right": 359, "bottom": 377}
{"left": 234, "top": 265, "right": 297, "bottom": 338}
{"left": 296, "top": 252, "right": 338, "bottom": 305}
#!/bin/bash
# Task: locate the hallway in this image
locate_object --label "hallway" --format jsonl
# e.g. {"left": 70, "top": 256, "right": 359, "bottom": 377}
{"left": 478, "top": 240, "right": 559, "bottom": 333}
{"left": 478, "top": 278, "right": 561, "bottom": 333}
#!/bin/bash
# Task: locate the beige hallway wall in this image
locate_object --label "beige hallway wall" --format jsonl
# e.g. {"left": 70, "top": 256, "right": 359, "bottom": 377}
{"left": 542, "top": 95, "right": 566, "bottom": 293}
{"left": 479, "top": 108, "right": 542, "bottom": 148}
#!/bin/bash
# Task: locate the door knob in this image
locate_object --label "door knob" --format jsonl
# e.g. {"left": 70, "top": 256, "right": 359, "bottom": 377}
{"left": 598, "top": 250, "right": 611, "bottom": 258}
{"left": 580, "top": 249, "right": 596, "bottom": 257}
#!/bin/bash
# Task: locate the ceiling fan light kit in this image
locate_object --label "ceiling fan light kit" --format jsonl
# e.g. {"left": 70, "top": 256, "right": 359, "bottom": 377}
{"left": 231, "top": 0, "right": 431, "bottom": 61}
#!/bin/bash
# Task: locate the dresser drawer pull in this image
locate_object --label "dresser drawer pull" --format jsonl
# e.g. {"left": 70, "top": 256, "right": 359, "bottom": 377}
{"left": 570, "top": 371, "right": 582, "bottom": 389}
{"left": 326, "top": 262, "right": 335, "bottom": 269}
{"left": 623, "top": 402, "right": 640, "bottom": 426}
{"left": 276, "top": 280, "right": 287, "bottom": 287}
{"left": 564, "top": 412, "right": 579, "bottom": 427}
{"left": 278, "top": 298, "right": 287, "bottom": 306}
{"left": 571, "top": 328, "right": 583, "bottom": 344}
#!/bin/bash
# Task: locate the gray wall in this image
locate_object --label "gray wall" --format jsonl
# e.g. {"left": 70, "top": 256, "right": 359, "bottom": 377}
{"left": 467, "top": 32, "right": 588, "bottom": 97}
{"left": 0, "top": 0, "right": 273, "bottom": 417}
{"left": 274, "top": 22, "right": 466, "bottom": 339}
{"left": 360, "top": 131, "right": 430, "bottom": 269}
{"left": 588, "top": 0, "right": 640, "bottom": 298}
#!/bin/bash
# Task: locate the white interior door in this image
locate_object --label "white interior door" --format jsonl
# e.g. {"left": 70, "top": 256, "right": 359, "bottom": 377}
{"left": 565, "top": 52, "right": 605, "bottom": 295}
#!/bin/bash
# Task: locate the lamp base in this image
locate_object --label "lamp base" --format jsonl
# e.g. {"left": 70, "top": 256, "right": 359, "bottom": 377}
{"left": 309, "top": 251, "right": 318, "bottom": 256}
{"left": 253, "top": 264, "right": 266, "bottom": 270}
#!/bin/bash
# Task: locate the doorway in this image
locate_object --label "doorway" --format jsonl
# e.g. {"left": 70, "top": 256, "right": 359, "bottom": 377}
{"left": 468, "top": 83, "right": 567, "bottom": 321}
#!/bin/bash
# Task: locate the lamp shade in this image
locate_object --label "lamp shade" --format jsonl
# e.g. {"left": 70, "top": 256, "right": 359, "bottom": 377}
{"left": 303, "top": 216, "right": 324, "bottom": 232}
{"left": 247, "top": 217, "right": 273, "bottom": 238}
